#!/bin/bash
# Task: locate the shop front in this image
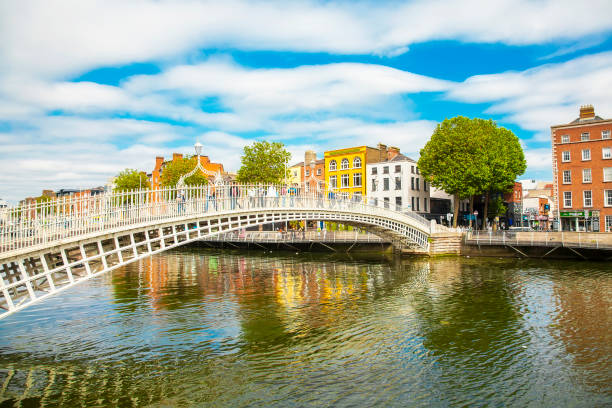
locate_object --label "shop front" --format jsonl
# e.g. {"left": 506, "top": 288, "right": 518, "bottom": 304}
{"left": 560, "top": 210, "right": 600, "bottom": 232}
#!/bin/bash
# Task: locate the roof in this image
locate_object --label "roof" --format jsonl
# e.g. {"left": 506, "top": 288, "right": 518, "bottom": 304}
{"left": 367, "top": 153, "right": 416, "bottom": 164}
{"left": 569, "top": 115, "right": 604, "bottom": 124}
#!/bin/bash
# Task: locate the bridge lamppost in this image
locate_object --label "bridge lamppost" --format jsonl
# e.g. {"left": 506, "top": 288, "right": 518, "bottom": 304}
{"left": 177, "top": 142, "right": 224, "bottom": 189}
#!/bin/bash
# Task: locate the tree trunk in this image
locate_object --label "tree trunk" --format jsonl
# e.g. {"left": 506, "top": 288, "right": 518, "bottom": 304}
{"left": 482, "top": 191, "right": 489, "bottom": 230}
{"left": 469, "top": 195, "right": 474, "bottom": 229}
{"left": 453, "top": 193, "right": 460, "bottom": 228}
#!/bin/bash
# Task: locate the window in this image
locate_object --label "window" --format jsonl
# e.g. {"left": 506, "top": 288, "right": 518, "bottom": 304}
{"left": 341, "top": 173, "right": 349, "bottom": 187}
{"left": 606, "top": 190, "right": 612, "bottom": 207}
{"left": 353, "top": 173, "right": 362, "bottom": 187}
{"left": 353, "top": 157, "right": 361, "bottom": 169}
{"left": 371, "top": 167, "right": 377, "bottom": 175}
{"left": 603, "top": 130, "right": 611, "bottom": 140}
{"left": 329, "top": 175, "right": 337, "bottom": 188}
{"left": 561, "top": 134, "right": 570, "bottom": 143}
{"left": 395, "top": 197, "right": 402, "bottom": 210}
{"left": 606, "top": 215, "right": 612, "bottom": 232}
{"left": 384, "top": 197, "right": 390, "bottom": 209}
{"left": 424, "top": 181, "right": 428, "bottom": 192}
{"left": 395, "top": 177, "right": 401, "bottom": 190}
{"left": 316, "top": 168, "right": 322, "bottom": 176}
{"left": 383, "top": 178, "right": 389, "bottom": 191}
{"left": 582, "top": 149, "right": 591, "bottom": 161}
{"left": 603, "top": 147, "right": 612, "bottom": 159}
{"left": 416, "top": 178, "right": 420, "bottom": 191}
{"left": 411, "top": 166, "right": 415, "bottom": 174}
{"left": 583, "top": 168, "right": 592, "bottom": 183}
{"left": 383, "top": 166, "right": 389, "bottom": 174}
{"left": 424, "top": 197, "right": 428, "bottom": 212}
{"left": 395, "top": 165, "right": 401, "bottom": 173}
{"left": 341, "top": 158, "right": 349, "bottom": 170}
{"left": 416, "top": 197, "right": 420, "bottom": 212}
{"left": 562, "top": 151, "right": 570, "bottom": 162}
{"left": 411, "top": 197, "right": 415, "bottom": 211}
{"left": 416, "top": 167, "right": 420, "bottom": 175}
{"left": 583, "top": 190, "right": 592, "bottom": 207}
{"left": 411, "top": 177, "right": 414, "bottom": 190}
{"left": 563, "top": 191, "right": 572, "bottom": 208}
{"left": 318, "top": 181, "right": 324, "bottom": 191}
{"left": 371, "top": 179, "right": 377, "bottom": 192}
{"left": 305, "top": 183, "right": 310, "bottom": 192}
{"left": 581, "top": 132, "right": 590, "bottom": 141}
{"left": 605, "top": 167, "right": 612, "bottom": 182}
{"left": 329, "top": 160, "right": 337, "bottom": 171}
{"left": 563, "top": 170, "right": 571, "bottom": 184}
{"left": 305, "top": 170, "right": 310, "bottom": 177}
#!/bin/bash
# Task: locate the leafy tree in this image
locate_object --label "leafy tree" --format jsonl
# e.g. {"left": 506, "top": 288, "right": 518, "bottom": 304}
{"left": 114, "top": 168, "right": 151, "bottom": 191}
{"left": 237, "top": 141, "right": 291, "bottom": 183}
{"left": 160, "top": 156, "right": 209, "bottom": 187}
{"left": 418, "top": 117, "right": 493, "bottom": 227}
{"left": 480, "top": 126, "right": 526, "bottom": 228}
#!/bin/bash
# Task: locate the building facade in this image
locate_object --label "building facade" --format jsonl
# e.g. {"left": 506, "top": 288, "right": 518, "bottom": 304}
{"left": 151, "top": 153, "right": 224, "bottom": 190}
{"left": 300, "top": 150, "right": 325, "bottom": 194}
{"left": 366, "top": 154, "right": 430, "bottom": 214}
{"left": 551, "top": 105, "right": 612, "bottom": 232}
{"left": 324, "top": 144, "right": 390, "bottom": 199}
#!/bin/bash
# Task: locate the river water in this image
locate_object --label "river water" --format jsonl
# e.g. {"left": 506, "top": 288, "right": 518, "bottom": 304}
{"left": 0, "top": 248, "right": 610, "bottom": 407}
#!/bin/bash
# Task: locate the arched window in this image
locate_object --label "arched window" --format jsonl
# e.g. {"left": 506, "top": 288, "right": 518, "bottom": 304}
{"left": 353, "top": 157, "right": 361, "bottom": 168}
{"left": 329, "top": 160, "right": 337, "bottom": 171}
{"left": 341, "top": 158, "right": 349, "bottom": 170}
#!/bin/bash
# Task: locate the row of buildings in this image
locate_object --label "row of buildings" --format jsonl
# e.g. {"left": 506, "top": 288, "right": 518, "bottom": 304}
{"left": 551, "top": 105, "right": 612, "bottom": 232}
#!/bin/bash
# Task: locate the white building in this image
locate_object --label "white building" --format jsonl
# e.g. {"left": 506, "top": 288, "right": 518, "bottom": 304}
{"left": 366, "top": 154, "right": 430, "bottom": 214}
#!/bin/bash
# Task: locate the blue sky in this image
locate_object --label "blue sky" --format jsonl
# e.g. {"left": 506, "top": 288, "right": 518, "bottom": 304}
{"left": 1, "top": 0, "right": 612, "bottom": 202}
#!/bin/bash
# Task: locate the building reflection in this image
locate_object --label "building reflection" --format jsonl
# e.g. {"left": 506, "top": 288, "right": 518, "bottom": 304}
{"left": 551, "top": 272, "right": 612, "bottom": 391}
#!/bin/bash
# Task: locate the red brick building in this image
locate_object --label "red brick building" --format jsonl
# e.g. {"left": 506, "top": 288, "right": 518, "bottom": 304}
{"left": 551, "top": 105, "right": 612, "bottom": 232}
{"left": 300, "top": 150, "right": 325, "bottom": 194}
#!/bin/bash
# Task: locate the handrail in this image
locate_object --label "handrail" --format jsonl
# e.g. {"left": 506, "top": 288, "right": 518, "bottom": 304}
{"left": 0, "top": 184, "right": 431, "bottom": 254}
{"left": 464, "top": 230, "right": 612, "bottom": 250}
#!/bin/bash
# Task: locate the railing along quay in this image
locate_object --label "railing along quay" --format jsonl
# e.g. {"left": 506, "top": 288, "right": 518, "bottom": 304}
{"left": 207, "top": 230, "right": 388, "bottom": 244}
{"left": 0, "top": 184, "right": 431, "bottom": 256}
{"left": 465, "top": 230, "right": 612, "bottom": 250}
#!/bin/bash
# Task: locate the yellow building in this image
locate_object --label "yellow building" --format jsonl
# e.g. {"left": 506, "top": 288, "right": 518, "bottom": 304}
{"left": 287, "top": 162, "right": 303, "bottom": 185}
{"left": 324, "top": 144, "right": 389, "bottom": 199}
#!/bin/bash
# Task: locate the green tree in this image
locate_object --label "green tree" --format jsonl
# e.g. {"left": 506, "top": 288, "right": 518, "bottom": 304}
{"left": 480, "top": 126, "right": 526, "bottom": 228}
{"left": 418, "top": 117, "right": 493, "bottom": 227}
{"left": 237, "top": 141, "right": 291, "bottom": 183}
{"left": 160, "top": 156, "right": 209, "bottom": 187}
{"left": 114, "top": 168, "right": 151, "bottom": 191}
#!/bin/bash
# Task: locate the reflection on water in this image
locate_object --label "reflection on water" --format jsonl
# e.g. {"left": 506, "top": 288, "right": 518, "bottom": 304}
{"left": 0, "top": 249, "right": 610, "bottom": 407}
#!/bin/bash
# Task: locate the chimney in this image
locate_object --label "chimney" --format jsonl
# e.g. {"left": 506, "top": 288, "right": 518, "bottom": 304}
{"left": 155, "top": 156, "right": 164, "bottom": 170}
{"left": 172, "top": 153, "right": 183, "bottom": 162}
{"left": 304, "top": 150, "right": 317, "bottom": 166}
{"left": 377, "top": 143, "right": 388, "bottom": 161}
{"left": 579, "top": 104, "right": 595, "bottom": 120}
{"left": 387, "top": 146, "right": 400, "bottom": 160}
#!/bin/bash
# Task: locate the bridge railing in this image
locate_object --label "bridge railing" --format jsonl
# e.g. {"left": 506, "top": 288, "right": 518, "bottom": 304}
{"left": 465, "top": 230, "right": 612, "bottom": 250}
{"left": 0, "top": 184, "right": 431, "bottom": 255}
{"left": 208, "top": 230, "right": 388, "bottom": 243}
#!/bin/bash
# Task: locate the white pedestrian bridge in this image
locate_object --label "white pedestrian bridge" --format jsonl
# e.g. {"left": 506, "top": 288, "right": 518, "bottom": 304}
{"left": 0, "top": 184, "right": 433, "bottom": 319}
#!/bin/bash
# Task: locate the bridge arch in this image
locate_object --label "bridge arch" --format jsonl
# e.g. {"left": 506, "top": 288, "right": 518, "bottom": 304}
{"left": 0, "top": 186, "right": 433, "bottom": 319}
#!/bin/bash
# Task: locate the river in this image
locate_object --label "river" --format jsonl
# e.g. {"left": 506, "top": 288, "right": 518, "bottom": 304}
{"left": 0, "top": 248, "right": 610, "bottom": 407}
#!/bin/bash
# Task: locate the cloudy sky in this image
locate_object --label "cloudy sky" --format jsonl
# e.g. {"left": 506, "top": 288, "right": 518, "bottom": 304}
{"left": 1, "top": 0, "right": 612, "bottom": 202}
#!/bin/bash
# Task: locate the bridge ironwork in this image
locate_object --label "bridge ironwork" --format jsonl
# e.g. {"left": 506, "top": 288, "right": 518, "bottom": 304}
{"left": 0, "top": 184, "right": 433, "bottom": 319}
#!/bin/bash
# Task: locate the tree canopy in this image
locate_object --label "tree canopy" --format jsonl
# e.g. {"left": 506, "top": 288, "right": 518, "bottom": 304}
{"left": 418, "top": 116, "right": 526, "bottom": 227}
{"left": 237, "top": 141, "right": 291, "bottom": 183}
{"left": 114, "top": 168, "right": 151, "bottom": 191}
{"left": 160, "top": 156, "right": 209, "bottom": 187}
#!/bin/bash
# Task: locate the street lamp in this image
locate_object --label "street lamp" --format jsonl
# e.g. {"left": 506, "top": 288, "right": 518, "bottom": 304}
{"left": 177, "top": 142, "right": 222, "bottom": 188}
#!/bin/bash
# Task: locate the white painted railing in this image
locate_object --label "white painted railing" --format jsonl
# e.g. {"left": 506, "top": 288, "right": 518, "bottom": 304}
{"left": 464, "top": 230, "right": 612, "bottom": 250}
{"left": 0, "top": 184, "right": 431, "bottom": 255}
{"left": 209, "top": 230, "right": 388, "bottom": 243}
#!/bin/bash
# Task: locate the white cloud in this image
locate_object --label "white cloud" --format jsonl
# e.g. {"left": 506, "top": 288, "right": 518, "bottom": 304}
{"left": 2, "top": 0, "right": 611, "bottom": 79}
{"left": 447, "top": 51, "right": 612, "bottom": 132}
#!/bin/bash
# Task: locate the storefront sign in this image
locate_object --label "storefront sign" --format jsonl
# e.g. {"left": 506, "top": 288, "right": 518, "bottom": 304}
{"left": 560, "top": 210, "right": 599, "bottom": 218}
